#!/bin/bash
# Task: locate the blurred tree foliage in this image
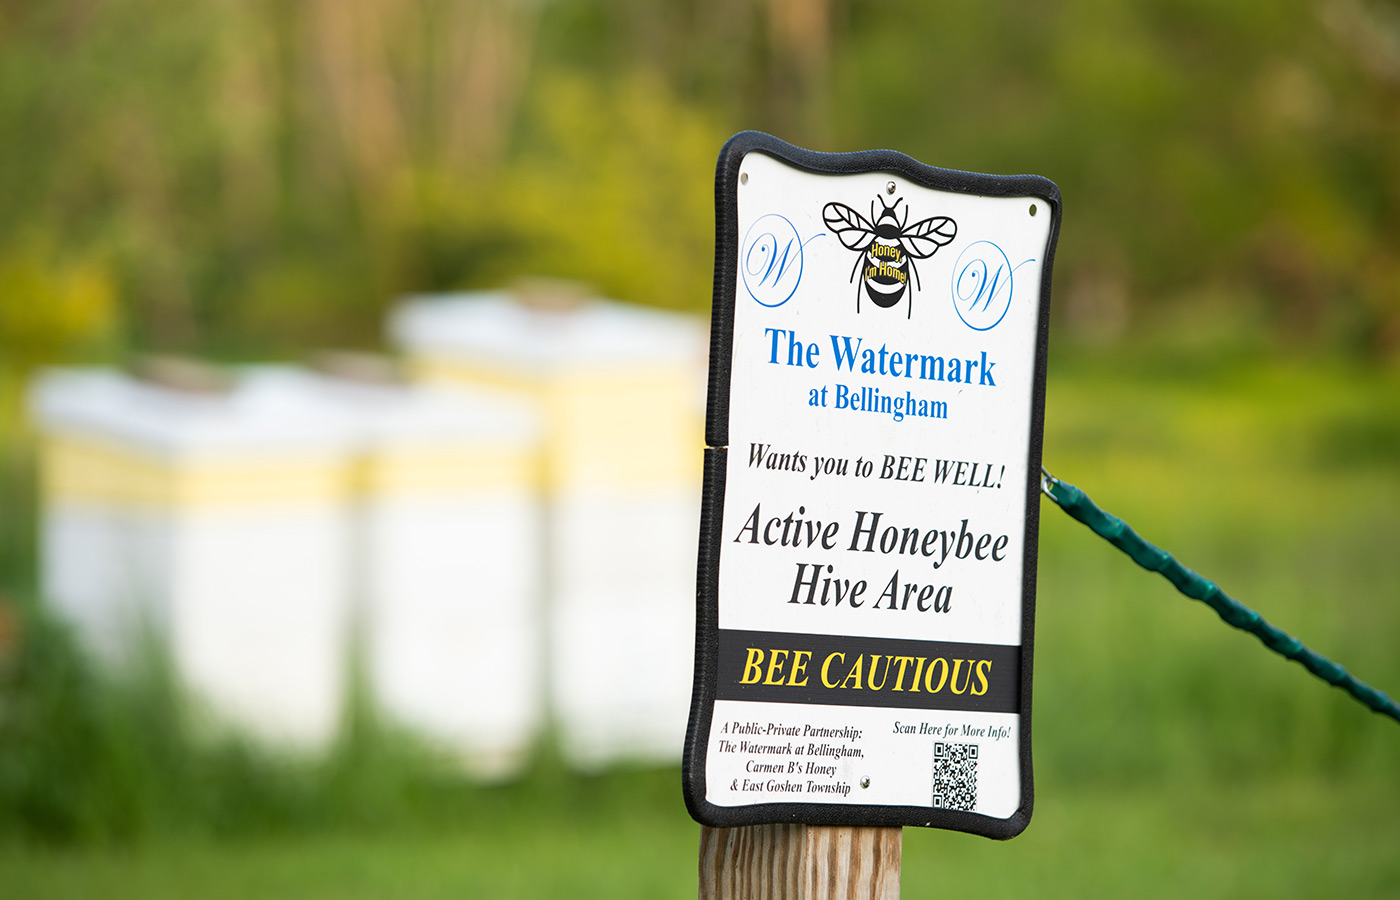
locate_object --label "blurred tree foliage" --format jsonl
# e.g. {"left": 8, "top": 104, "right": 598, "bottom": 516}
{"left": 0, "top": 0, "right": 1396, "bottom": 364}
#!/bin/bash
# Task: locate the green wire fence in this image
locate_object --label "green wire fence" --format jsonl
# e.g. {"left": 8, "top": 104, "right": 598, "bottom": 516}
{"left": 1040, "top": 467, "right": 1400, "bottom": 725}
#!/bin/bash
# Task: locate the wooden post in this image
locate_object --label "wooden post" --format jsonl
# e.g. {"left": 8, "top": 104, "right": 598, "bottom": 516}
{"left": 698, "top": 824, "right": 901, "bottom": 900}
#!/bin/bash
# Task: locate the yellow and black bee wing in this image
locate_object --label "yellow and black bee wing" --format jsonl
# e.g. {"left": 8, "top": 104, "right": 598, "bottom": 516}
{"left": 899, "top": 216, "right": 957, "bottom": 259}
{"left": 822, "top": 202, "right": 878, "bottom": 251}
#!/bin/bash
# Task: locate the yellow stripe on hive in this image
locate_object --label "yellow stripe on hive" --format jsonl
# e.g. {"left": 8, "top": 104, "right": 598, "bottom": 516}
{"left": 356, "top": 445, "right": 541, "bottom": 495}
{"left": 408, "top": 358, "right": 546, "bottom": 398}
{"left": 407, "top": 355, "right": 704, "bottom": 490}
{"left": 41, "top": 436, "right": 544, "bottom": 509}
{"left": 41, "top": 437, "right": 352, "bottom": 508}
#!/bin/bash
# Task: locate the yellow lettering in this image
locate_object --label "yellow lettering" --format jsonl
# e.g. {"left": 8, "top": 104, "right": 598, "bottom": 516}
{"left": 867, "top": 654, "right": 891, "bottom": 690}
{"left": 891, "top": 656, "right": 916, "bottom": 691}
{"left": 821, "top": 652, "right": 845, "bottom": 688}
{"left": 950, "top": 659, "right": 973, "bottom": 695}
{"left": 763, "top": 649, "right": 790, "bottom": 685}
{"left": 910, "top": 656, "right": 927, "bottom": 692}
{"left": 741, "top": 648, "right": 765, "bottom": 684}
{"left": 839, "top": 654, "right": 865, "bottom": 690}
{"left": 788, "top": 651, "right": 811, "bottom": 686}
{"left": 973, "top": 659, "right": 992, "bottom": 696}
{"left": 924, "top": 657, "right": 948, "bottom": 693}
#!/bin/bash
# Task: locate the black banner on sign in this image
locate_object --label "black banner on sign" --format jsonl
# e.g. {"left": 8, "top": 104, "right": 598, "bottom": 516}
{"left": 716, "top": 629, "right": 1020, "bottom": 714}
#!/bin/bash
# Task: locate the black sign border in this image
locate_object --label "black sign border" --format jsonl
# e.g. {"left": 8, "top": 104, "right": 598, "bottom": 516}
{"left": 683, "top": 131, "right": 1060, "bottom": 840}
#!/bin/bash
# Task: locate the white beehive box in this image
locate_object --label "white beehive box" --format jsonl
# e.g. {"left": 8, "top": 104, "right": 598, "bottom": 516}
{"left": 303, "top": 365, "right": 543, "bottom": 778}
{"left": 388, "top": 291, "right": 707, "bottom": 768}
{"left": 29, "top": 366, "right": 357, "bottom": 749}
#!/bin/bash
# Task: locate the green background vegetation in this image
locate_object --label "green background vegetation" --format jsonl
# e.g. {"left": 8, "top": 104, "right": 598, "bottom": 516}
{"left": 2, "top": 0, "right": 1398, "bottom": 367}
{"left": 0, "top": 0, "right": 1397, "bottom": 896}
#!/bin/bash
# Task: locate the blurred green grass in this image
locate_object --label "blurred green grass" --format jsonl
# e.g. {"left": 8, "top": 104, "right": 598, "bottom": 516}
{"left": 3, "top": 778, "right": 1395, "bottom": 900}
{"left": 1, "top": 351, "right": 1397, "bottom": 897}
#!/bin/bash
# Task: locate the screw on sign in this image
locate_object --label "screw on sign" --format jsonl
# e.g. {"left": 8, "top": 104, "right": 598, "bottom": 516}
{"left": 687, "top": 132, "right": 1060, "bottom": 898}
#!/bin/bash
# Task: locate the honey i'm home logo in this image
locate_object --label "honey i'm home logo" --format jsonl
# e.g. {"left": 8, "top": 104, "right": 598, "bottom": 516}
{"left": 823, "top": 189, "right": 957, "bottom": 318}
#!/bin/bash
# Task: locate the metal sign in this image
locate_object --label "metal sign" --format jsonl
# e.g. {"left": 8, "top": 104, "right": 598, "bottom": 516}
{"left": 684, "top": 132, "right": 1060, "bottom": 838}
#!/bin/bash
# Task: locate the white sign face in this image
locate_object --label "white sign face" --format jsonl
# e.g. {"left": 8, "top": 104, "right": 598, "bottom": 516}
{"left": 684, "top": 133, "right": 1059, "bottom": 839}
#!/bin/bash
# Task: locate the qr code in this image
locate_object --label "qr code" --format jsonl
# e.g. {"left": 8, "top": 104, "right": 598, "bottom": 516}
{"left": 932, "top": 742, "right": 978, "bottom": 811}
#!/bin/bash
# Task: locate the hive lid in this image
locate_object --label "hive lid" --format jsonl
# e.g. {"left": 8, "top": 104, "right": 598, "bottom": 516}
{"left": 387, "top": 291, "right": 707, "bottom": 374}
{"left": 294, "top": 367, "right": 540, "bottom": 447}
{"left": 29, "top": 366, "right": 357, "bottom": 459}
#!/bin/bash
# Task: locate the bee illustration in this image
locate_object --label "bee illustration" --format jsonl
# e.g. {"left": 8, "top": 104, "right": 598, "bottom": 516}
{"left": 823, "top": 192, "right": 957, "bottom": 317}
